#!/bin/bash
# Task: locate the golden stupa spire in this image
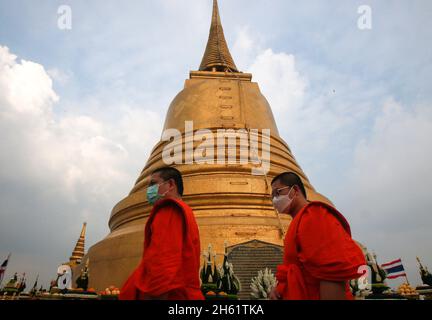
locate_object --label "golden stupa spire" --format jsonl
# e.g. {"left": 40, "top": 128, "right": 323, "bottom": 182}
{"left": 69, "top": 222, "right": 87, "bottom": 266}
{"left": 199, "top": 0, "right": 239, "bottom": 72}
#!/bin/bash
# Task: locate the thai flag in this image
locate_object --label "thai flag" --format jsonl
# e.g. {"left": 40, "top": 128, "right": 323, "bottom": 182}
{"left": 381, "top": 258, "right": 406, "bottom": 279}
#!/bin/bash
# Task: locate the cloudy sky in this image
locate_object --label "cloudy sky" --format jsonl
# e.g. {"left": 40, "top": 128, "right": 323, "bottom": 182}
{"left": 0, "top": 0, "right": 431, "bottom": 290}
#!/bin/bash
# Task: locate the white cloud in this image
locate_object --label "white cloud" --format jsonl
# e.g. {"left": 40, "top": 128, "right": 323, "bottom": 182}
{"left": 337, "top": 98, "right": 432, "bottom": 286}
{"left": 0, "top": 47, "right": 58, "bottom": 116}
{"left": 344, "top": 98, "right": 432, "bottom": 230}
{"left": 0, "top": 45, "right": 128, "bottom": 202}
{"left": 242, "top": 35, "right": 371, "bottom": 172}
{"left": 47, "top": 68, "right": 72, "bottom": 85}
{"left": 243, "top": 39, "right": 367, "bottom": 157}
{"left": 248, "top": 48, "right": 306, "bottom": 116}
{"left": 232, "top": 26, "right": 263, "bottom": 71}
{"left": 0, "top": 45, "right": 162, "bottom": 287}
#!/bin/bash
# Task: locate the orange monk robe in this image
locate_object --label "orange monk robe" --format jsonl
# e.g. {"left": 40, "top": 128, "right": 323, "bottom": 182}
{"left": 119, "top": 198, "right": 204, "bottom": 300}
{"left": 276, "top": 202, "right": 366, "bottom": 300}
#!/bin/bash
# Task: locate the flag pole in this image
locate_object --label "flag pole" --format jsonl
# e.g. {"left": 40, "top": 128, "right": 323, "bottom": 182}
{"left": 401, "top": 258, "right": 410, "bottom": 285}
{"left": 404, "top": 274, "right": 410, "bottom": 285}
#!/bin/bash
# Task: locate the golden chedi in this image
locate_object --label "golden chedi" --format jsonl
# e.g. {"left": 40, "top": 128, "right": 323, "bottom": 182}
{"left": 68, "top": 222, "right": 86, "bottom": 267}
{"left": 82, "top": 0, "right": 331, "bottom": 290}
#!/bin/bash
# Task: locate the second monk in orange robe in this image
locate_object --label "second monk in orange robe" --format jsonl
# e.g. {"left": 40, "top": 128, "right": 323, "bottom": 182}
{"left": 119, "top": 167, "right": 204, "bottom": 300}
{"left": 270, "top": 172, "right": 366, "bottom": 300}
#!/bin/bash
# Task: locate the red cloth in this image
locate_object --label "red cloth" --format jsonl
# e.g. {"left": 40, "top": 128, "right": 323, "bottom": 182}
{"left": 119, "top": 198, "right": 204, "bottom": 300}
{"left": 276, "top": 201, "right": 366, "bottom": 300}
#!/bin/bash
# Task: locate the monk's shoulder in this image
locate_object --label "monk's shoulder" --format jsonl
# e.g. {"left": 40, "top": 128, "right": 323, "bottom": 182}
{"left": 152, "top": 199, "right": 184, "bottom": 221}
{"left": 302, "top": 202, "right": 332, "bottom": 216}
{"left": 154, "top": 198, "right": 183, "bottom": 212}
{"left": 300, "top": 202, "right": 342, "bottom": 228}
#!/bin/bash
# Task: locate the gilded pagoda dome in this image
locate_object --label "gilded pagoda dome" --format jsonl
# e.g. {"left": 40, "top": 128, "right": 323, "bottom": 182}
{"left": 84, "top": 0, "right": 331, "bottom": 291}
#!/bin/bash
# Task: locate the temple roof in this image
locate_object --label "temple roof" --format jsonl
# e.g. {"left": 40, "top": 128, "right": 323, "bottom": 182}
{"left": 199, "top": 0, "right": 239, "bottom": 72}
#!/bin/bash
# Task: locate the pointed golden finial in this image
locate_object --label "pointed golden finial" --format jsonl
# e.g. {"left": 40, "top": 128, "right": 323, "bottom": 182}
{"left": 199, "top": 0, "right": 239, "bottom": 72}
{"left": 69, "top": 222, "right": 87, "bottom": 266}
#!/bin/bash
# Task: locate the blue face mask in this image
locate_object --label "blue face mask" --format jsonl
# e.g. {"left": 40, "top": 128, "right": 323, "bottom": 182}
{"left": 146, "top": 182, "right": 167, "bottom": 205}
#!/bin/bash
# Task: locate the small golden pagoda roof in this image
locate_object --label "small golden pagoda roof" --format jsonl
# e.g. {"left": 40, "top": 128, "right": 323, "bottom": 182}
{"left": 199, "top": 0, "right": 239, "bottom": 72}
{"left": 69, "top": 222, "right": 86, "bottom": 265}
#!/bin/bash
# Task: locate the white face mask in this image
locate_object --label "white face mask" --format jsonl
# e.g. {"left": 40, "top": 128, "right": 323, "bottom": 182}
{"left": 272, "top": 186, "right": 295, "bottom": 213}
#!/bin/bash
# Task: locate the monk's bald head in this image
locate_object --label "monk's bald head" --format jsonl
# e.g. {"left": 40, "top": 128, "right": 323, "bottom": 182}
{"left": 271, "top": 172, "right": 307, "bottom": 199}
{"left": 151, "top": 166, "right": 184, "bottom": 197}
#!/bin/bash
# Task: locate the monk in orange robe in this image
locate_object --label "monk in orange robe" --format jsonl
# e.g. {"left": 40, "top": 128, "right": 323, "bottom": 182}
{"left": 269, "top": 172, "right": 366, "bottom": 300}
{"left": 119, "top": 167, "right": 204, "bottom": 300}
